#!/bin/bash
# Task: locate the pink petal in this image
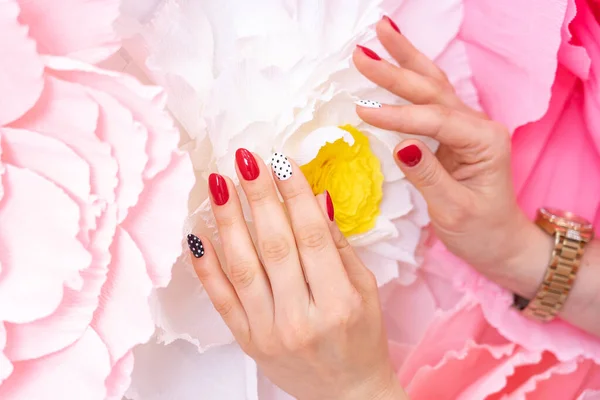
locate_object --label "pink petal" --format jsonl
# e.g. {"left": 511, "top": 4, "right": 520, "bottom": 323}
{"left": 92, "top": 228, "right": 154, "bottom": 364}
{"left": 509, "top": 358, "right": 600, "bottom": 399}
{"left": 0, "top": 328, "right": 110, "bottom": 400}
{"left": 0, "top": 323, "right": 13, "bottom": 384}
{"left": 3, "top": 208, "right": 116, "bottom": 361}
{"left": 123, "top": 154, "right": 195, "bottom": 287}
{"left": 0, "top": 0, "right": 44, "bottom": 125}
{"left": 46, "top": 60, "right": 180, "bottom": 180}
{"left": 0, "top": 165, "right": 90, "bottom": 324}
{"left": 104, "top": 352, "right": 135, "bottom": 400}
{"left": 86, "top": 89, "right": 148, "bottom": 223}
{"left": 428, "top": 243, "right": 600, "bottom": 363}
{"left": 460, "top": 0, "right": 568, "bottom": 132}
{"left": 16, "top": 0, "right": 120, "bottom": 63}
{"left": 381, "top": 276, "right": 438, "bottom": 346}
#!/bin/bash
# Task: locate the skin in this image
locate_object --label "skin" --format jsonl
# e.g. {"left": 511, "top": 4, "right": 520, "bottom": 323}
{"left": 190, "top": 16, "right": 600, "bottom": 400}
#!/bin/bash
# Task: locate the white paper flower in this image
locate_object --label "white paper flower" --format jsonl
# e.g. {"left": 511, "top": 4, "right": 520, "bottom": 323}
{"left": 116, "top": 0, "right": 479, "bottom": 398}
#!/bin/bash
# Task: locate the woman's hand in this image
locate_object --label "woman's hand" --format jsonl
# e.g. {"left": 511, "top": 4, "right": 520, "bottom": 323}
{"left": 353, "top": 16, "right": 600, "bottom": 337}
{"left": 188, "top": 150, "right": 407, "bottom": 400}
{"left": 353, "top": 17, "right": 544, "bottom": 294}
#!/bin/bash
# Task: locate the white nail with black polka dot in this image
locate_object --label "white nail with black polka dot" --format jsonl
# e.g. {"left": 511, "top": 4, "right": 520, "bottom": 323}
{"left": 354, "top": 99, "right": 382, "bottom": 109}
{"left": 187, "top": 234, "right": 205, "bottom": 258}
{"left": 270, "top": 152, "right": 293, "bottom": 181}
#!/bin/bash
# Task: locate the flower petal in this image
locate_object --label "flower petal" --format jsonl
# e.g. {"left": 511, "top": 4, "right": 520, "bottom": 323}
{"left": 0, "top": 165, "right": 90, "bottom": 324}
{"left": 0, "top": 0, "right": 44, "bottom": 125}
{"left": 460, "top": 0, "right": 568, "bottom": 131}
{"left": 16, "top": 0, "right": 120, "bottom": 62}
{"left": 91, "top": 228, "right": 154, "bottom": 364}
{"left": 127, "top": 340, "right": 256, "bottom": 400}
{"left": 0, "top": 328, "right": 111, "bottom": 400}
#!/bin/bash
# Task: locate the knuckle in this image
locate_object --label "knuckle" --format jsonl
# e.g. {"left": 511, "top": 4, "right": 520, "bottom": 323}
{"left": 417, "top": 159, "right": 443, "bottom": 188}
{"left": 212, "top": 299, "right": 234, "bottom": 318}
{"left": 215, "top": 213, "right": 242, "bottom": 230}
{"left": 280, "top": 328, "right": 313, "bottom": 352}
{"left": 332, "top": 228, "right": 351, "bottom": 251}
{"left": 227, "top": 259, "right": 257, "bottom": 289}
{"left": 421, "top": 81, "right": 446, "bottom": 104}
{"left": 260, "top": 235, "right": 292, "bottom": 263}
{"left": 246, "top": 185, "right": 272, "bottom": 205}
{"left": 296, "top": 224, "right": 329, "bottom": 251}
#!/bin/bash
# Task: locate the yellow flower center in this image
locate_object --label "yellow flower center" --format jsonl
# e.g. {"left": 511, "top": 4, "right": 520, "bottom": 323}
{"left": 300, "top": 125, "right": 383, "bottom": 236}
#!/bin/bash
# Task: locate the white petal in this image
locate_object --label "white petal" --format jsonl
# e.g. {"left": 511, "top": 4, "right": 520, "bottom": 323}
{"left": 127, "top": 340, "right": 255, "bottom": 400}
{"left": 349, "top": 216, "right": 398, "bottom": 247}
{"left": 294, "top": 126, "right": 353, "bottom": 166}
{"left": 356, "top": 248, "right": 400, "bottom": 287}
{"left": 380, "top": 180, "right": 413, "bottom": 220}
{"left": 151, "top": 257, "right": 234, "bottom": 350}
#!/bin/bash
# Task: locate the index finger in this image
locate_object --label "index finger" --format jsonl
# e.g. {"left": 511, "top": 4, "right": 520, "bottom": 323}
{"left": 356, "top": 103, "right": 491, "bottom": 149}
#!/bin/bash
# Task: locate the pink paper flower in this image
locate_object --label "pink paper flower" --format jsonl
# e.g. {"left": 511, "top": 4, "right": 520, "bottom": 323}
{"left": 411, "top": 0, "right": 600, "bottom": 397}
{"left": 0, "top": 0, "right": 194, "bottom": 399}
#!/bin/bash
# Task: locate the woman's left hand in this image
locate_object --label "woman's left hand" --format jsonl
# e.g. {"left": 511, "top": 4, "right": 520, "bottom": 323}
{"left": 187, "top": 150, "right": 407, "bottom": 400}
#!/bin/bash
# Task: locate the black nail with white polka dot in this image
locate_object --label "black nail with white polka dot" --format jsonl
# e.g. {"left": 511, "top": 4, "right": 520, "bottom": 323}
{"left": 270, "top": 152, "right": 293, "bottom": 180}
{"left": 187, "top": 234, "right": 205, "bottom": 258}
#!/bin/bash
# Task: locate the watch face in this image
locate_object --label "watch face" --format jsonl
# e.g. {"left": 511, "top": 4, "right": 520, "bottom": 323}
{"left": 540, "top": 207, "right": 592, "bottom": 228}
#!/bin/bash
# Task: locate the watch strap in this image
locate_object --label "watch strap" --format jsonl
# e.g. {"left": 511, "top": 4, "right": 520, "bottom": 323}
{"left": 519, "top": 231, "right": 585, "bottom": 322}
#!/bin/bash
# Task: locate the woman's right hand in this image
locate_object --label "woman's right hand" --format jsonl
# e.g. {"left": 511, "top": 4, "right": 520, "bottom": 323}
{"left": 353, "top": 17, "right": 549, "bottom": 297}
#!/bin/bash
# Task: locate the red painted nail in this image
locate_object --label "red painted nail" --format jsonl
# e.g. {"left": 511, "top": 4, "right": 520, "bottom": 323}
{"left": 383, "top": 16, "right": 401, "bottom": 34}
{"left": 209, "top": 173, "right": 229, "bottom": 205}
{"left": 356, "top": 45, "right": 381, "bottom": 61}
{"left": 235, "top": 148, "right": 259, "bottom": 181}
{"left": 325, "top": 190, "right": 334, "bottom": 222}
{"left": 397, "top": 145, "right": 422, "bottom": 167}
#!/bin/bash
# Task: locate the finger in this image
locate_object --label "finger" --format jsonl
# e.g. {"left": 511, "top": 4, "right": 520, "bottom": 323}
{"left": 315, "top": 192, "right": 378, "bottom": 299}
{"left": 187, "top": 234, "right": 251, "bottom": 347}
{"left": 376, "top": 16, "right": 450, "bottom": 85}
{"left": 353, "top": 45, "right": 470, "bottom": 113}
{"left": 393, "top": 139, "right": 468, "bottom": 216}
{"left": 355, "top": 103, "right": 488, "bottom": 149}
{"left": 268, "top": 152, "right": 354, "bottom": 304}
{"left": 234, "top": 149, "right": 310, "bottom": 310}
{"left": 208, "top": 173, "right": 274, "bottom": 328}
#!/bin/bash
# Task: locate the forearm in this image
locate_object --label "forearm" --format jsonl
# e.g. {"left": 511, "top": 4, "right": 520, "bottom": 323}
{"left": 491, "top": 216, "right": 600, "bottom": 336}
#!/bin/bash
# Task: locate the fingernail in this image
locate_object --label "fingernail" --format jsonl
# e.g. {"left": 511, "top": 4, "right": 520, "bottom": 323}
{"left": 325, "top": 191, "right": 334, "bottom": 221}
{"left": 270, "top": 152, "right": 293, "bottom": 180}
{"left": 187, "top": 234, "right": 205, "bottom": 258}
{"left": 355, "top": 99, "right": 382, "bottom": 109}
{"left": 209, "top": 173, "right": 229, "bottom": 205}
{"left": 383, "top": 16, "right": 401, "bottom": 34}
{"left": 356, "top": 45, "right": 381, "bottom": 61}
{"left": 397, "top": 145, "right": 422, "bottom": 167}
{"left": 236, "top": 148, "right": 260, "bottom": 181}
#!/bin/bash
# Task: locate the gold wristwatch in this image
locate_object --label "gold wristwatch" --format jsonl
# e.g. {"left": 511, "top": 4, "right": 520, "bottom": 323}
{"left": 513, "top": 208, "right": 594, "bottom": 322}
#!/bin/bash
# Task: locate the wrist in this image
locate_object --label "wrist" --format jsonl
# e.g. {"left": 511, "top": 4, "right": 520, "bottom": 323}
{"left": 480, "top": 210, "right": 552, "bottom": 298}
{"left": 338, "top": 368, "right": 408, "bottom": 400}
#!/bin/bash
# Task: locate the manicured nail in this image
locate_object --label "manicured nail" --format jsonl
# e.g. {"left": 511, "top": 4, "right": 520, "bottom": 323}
{"left": 383, "top": 16, "right": 401, "bottom": 34}
{"left": 325, "top": 191, "right": 334, "bottom": 221}
{"left": 397, "top": 145, "right": 422, "bottom": 167}
{"left": 270, "top": 152, "right": 293, "bottom": 180}
{"left": 187, "top": 234, "right": 205, "bottom": 258}
{"left": 236, "top": 148, "right": 260, "bottom": 181}
{"left": 208, "top": 173, "right": 229, "bottom": 205}
{"left": 356, "top": 45, "right": 381, "bottom": 61}
{"left": 355, "top": 100, "right": 382, "bottom": 109}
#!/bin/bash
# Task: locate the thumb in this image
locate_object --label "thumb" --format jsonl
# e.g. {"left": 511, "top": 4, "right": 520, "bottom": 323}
{"left": 394, "top": 140, "right": 463, "bottom": 211}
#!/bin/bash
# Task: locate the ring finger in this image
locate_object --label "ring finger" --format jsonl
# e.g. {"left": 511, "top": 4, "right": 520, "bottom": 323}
{"left": 208, "top": 172, "right": 274, "bottom": 329}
